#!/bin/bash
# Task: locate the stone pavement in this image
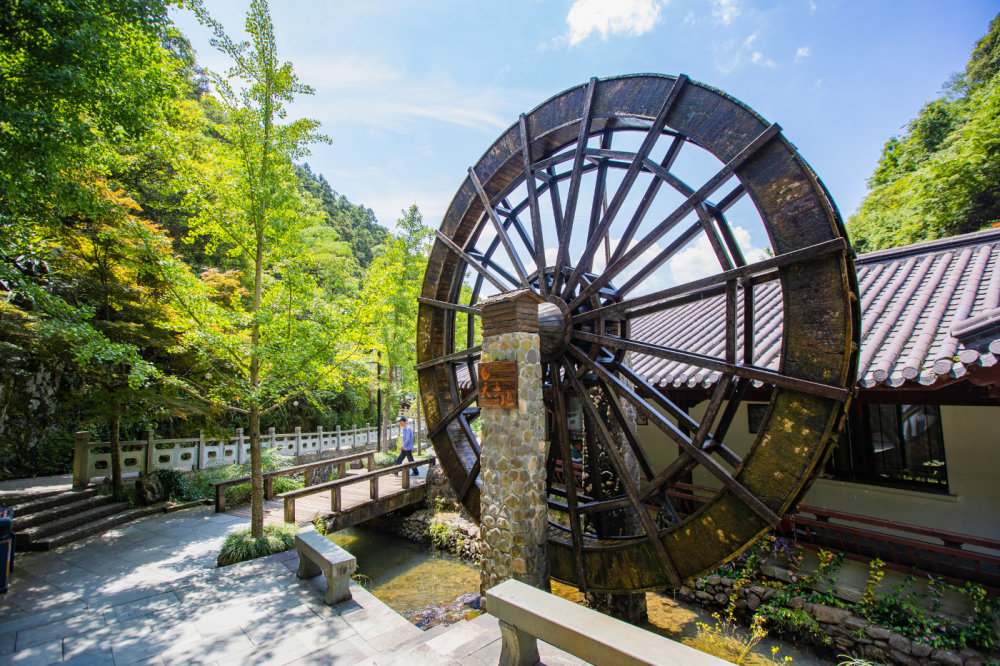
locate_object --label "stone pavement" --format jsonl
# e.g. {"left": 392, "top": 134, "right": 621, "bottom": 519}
{"left": 0, "top": 506, "right": 585, "bottom": 665}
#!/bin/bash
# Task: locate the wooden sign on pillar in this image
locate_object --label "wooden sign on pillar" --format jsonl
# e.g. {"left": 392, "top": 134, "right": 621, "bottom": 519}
{"left": 479, "top": 361, "right": 518, "bottom": 408}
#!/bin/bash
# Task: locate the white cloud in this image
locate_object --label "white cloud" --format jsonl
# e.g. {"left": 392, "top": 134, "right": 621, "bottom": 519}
{"left": 795, "top": 46, "right": 811, "bottom": 61}
{"left": 566, "top": 0, "right": 663, "bottom": 46}
{"left": 292, "top": 61, "right": 529, "bottom": 134}
{"left": 668, "top": 226, "right": 766, "bottom": 283}
{"left": 750, "top": 51, "right": 775, "bottom": 68}
{"left": 711, "top": 0, "right": 741, "bottom": 25}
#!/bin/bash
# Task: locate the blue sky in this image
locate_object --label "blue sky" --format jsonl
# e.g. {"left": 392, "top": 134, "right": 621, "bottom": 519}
{"left": 171, "top": 1, "right": 997, "bottom": 240}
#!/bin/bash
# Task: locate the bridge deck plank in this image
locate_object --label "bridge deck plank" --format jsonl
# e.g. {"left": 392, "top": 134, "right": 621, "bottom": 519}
{"left": 225, "top": 473, "right": 427, "bottom": 526}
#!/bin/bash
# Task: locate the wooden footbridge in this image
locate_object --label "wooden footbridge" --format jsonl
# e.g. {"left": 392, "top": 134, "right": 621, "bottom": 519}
{"left": 220, "top": 451, "right": 436, "bottom": 530}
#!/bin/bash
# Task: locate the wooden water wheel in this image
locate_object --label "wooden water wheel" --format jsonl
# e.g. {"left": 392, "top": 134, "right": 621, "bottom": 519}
{"left": 416, "top": 74, "right": 859, "bottom": 593}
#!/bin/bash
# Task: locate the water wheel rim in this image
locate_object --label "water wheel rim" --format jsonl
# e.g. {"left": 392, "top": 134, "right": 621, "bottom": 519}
{"left": 417, "top": 73, "right": 860, "bottom": 593}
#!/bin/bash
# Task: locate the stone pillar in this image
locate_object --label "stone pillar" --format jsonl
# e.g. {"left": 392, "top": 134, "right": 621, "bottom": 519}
{"left": 479, "top": 289, "right": 549, "bottom": 598}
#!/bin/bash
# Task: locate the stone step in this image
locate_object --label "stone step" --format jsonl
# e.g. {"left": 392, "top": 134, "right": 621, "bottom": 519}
{"left": 18, "top": 500, "right": 132, "bottom": 544}
{"left": 34, "top": 505, "right": 163, "bottom": 550}
{"left": 14, "top": 492, "right": 113, "bottom": 530}
{"left": 0, "top": 487, "right": 69, "bottom": 508}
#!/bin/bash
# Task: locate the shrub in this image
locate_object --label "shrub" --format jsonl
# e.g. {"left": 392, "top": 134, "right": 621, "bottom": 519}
{"left": 217, "top": 524, "right": 298, "bottom": 566}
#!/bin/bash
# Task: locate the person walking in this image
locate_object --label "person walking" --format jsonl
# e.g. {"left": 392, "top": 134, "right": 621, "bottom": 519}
{"left": 394, "top": 416, "right": 418, "bottom": 475}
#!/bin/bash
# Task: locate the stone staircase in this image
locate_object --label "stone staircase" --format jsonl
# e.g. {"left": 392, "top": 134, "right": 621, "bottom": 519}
{"left": 0, "top": 487, "right": 163, "bottom": 551}
{"left": 370, "top": 611, "right": 586, "bottom": 664}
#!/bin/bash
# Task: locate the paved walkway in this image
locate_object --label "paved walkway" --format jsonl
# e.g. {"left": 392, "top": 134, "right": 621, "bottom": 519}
{"left": 0, "top": 506, "right": 584, "bottom": 665}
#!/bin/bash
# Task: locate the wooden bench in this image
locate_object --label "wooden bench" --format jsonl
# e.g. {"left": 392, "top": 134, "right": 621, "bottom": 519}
{"left": 295, "top": 528, "right": 357, "bottom": 605}
{"left": 485, "top": 579, "right": 729, "bottom": 665}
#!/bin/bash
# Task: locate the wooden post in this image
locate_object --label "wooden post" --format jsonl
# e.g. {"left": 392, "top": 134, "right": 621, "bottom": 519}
{"left": 144, "top": 430, "right": 155, "bottom": 473}
{"left": 367, "top": 452, "right": 375, "bottom": 471}
{"left": 216, "top": 485, "right": 227, "bottom": 513}
{"left": 331, "top": 488, "right": 341, "bottom": 512}
{"left": 236, "top": 427, "right": 246, "bottom": 465}
{"left": 370, "top": 476, "right": 379, "bottom": 500}
{"left": 416, "top": 397, "right": 423, "bottom": 455}
{"left": 402, "top": 467, "right": 411, "bottom": 489}
{"left": 294, "top": 426, "right": 302, "bottom": 456}
{"left": 304, "top": 468, "right": 313, "bottom": 486}
{"left": 264, "top": 476, "right": 274, "bottom": 500}
{"left": 284, "top": 497, "right": 295, "bottom": 524}
{"left": 337, "top": 462, "right": 345, "bottom": 478}
{"left": 73, "top": 432, "right": 92, "bottom": 489}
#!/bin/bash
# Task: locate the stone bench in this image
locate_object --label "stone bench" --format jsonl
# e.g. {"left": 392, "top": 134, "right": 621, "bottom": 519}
{"left": 295, "top": 529, "right": 357, "bottom": 605}
{"left": 486, "top": 579, "right": 729, "bottom": 665}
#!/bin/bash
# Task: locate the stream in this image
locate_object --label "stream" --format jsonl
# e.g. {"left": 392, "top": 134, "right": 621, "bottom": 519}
{"left": 326, "top": 526, "right": 829, "bottom": 665}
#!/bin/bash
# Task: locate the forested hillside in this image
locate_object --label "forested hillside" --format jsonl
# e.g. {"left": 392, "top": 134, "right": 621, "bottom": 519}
{"left": 0, "top": 1, "right": 422, "bottom": 480}
{"left": 848, "top": 14, "right": 1000, "bottom": 250}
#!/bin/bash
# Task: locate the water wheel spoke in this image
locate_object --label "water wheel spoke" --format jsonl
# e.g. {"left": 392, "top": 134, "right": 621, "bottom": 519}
{"left": 711, "top": 377, "right": 750, "bottom": 447}
{"left": 615, "top": 364, "right": 743, "bottom": 469}
{"left": 563, "top": 75, "right": 688, "bottom": 297}
{"left": 570, "top": 122, "right": 783, "bottom": 310}
{"left": 597, "top": 380, "right": 656, "bottom": 482}
{"left": 617, "top": 221, "right": 702, "bottom": 296}
{"left": 434, "top": 230, "right": 507, "bottom": 292}
{"left": 578, "top": 236, "right": 847, "bottom": 324}
{"left": 711, "top": 207, "right": 747, "bottom": 268}
{"left": 568, "top": 344, "right": 780, "bottom": 528}
{"left": 609, "top": 135, "right": 686, "bottom": 266}
{"left": 552, "top": 77, "right": 598, "bottom": 295}
{"left": 697, "top": 204, "right": 735, "bottom": 273}
{"left": 416, "top": 297, "right": 481, "bottom": 316}
{"left": 413, "top": 345, "right": 481, "bottom": 371}
{"left": 427, "top": 389, "right": 480, "bottom": 439}
{"left": 551, "top": 363, "right": 589, "bottom": 593}
{"left": 575, "top": 131, "right": 613, "bottom": 278}
{"left": 458, "top": 457, "right": 480, "bottom": 502}
{"left": 562, "top": 361, "right": 683, "bottom": 587}
{"left": 575, "top": 330, "right": 848, "bottom": 400}
{"left": 518, "top": 114, "right": 548, "bottom": 293}
{"left": 468, "top": 167, "right": 530, "bottom": 287}
{"left": 468, "top": 250, "right": 522, "bottom": 289}
{"left": 498, "top": 198, "right": 537, "bottom": 261}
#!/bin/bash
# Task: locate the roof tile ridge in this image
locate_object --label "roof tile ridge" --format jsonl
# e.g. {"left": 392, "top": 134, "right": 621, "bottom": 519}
{"left": 900, "top": 249, "right": 971, "bottom": 381}
{"left": 858, "top": 255, "right": 934, "bottom": 386}
{"left": 855, "top": 229, "right": 1000, "bottom": 265}
{"left": 871, "top": 253, "right": 953, "bottom": 384}
{"left": 861, "top": 256, "right": 915, "bottom": 339}
{"left": 932, "top": 245, "right": 992, "bottom": 375}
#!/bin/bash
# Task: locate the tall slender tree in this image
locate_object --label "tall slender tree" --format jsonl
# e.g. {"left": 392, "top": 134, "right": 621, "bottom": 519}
{"left": 177, "top": 0, "right": 362, "bottom": 537}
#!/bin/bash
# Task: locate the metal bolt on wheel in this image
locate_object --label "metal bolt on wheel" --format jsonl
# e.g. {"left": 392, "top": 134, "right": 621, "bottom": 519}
{"left": 417, "top": 74, "right": 860, "bottom": 593}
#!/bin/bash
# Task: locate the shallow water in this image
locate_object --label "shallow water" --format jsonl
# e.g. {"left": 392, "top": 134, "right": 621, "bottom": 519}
{"left": 327, "top": 527, "right": 828, "bottom": 664}
{"left": 326, "top": 526, "right": 480, "bottom": 618}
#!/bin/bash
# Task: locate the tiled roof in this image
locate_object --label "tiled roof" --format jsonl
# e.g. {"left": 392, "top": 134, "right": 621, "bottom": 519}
{"left": 631, "top": 228, "right": 1000, "bottom": 390}
{"left": 454, "top": 229, "right": 1000, "bottom": 391}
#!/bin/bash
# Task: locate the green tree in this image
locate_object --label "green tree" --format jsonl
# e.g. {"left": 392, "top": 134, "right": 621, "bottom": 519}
{"left": 178, "top": 0, "right": 363, "bottom": 537}
{"left": 360, "top": 206, "right": 432, "bottom": 448}
{"left": 849, "top": 14, "right": 1000, "bottom": 250}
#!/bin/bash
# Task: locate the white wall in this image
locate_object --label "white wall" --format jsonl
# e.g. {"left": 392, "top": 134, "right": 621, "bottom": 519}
{"left": 635, "top": 401, "right": 1000, "bottom": 542}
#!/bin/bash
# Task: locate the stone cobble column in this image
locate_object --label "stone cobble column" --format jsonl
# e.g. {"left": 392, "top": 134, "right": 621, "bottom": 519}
{"left": 479, "top": 290, "right": 549, "bottom": 597}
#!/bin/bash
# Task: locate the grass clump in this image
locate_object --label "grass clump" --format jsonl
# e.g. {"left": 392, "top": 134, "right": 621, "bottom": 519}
{"left": 217, "top": 523, "right": 298, "bottom": 567}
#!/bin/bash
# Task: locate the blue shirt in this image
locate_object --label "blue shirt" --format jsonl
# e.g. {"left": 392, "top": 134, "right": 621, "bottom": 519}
{"left": 401, "top": 425, "right": 414, "bottom": 451}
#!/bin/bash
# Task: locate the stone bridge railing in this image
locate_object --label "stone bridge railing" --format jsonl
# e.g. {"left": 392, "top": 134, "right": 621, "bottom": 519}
{"left": 71, "top": 423, "right": 417, "bottom": 488}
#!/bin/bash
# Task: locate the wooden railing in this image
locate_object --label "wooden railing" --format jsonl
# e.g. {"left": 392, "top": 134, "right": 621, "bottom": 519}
{"left": 666, "top": 482, "right": 1000, "bottom": 590}
{"left": 277, "top": 456, "right": 437, "bottom": 523}
{"left": 210, "top": 450, "right": 376, "bottom": 513}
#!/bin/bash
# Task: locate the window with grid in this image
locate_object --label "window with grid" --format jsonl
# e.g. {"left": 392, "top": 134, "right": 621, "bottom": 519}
{"left": 825, "top": 403, "right": 948, "bottom": 493}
